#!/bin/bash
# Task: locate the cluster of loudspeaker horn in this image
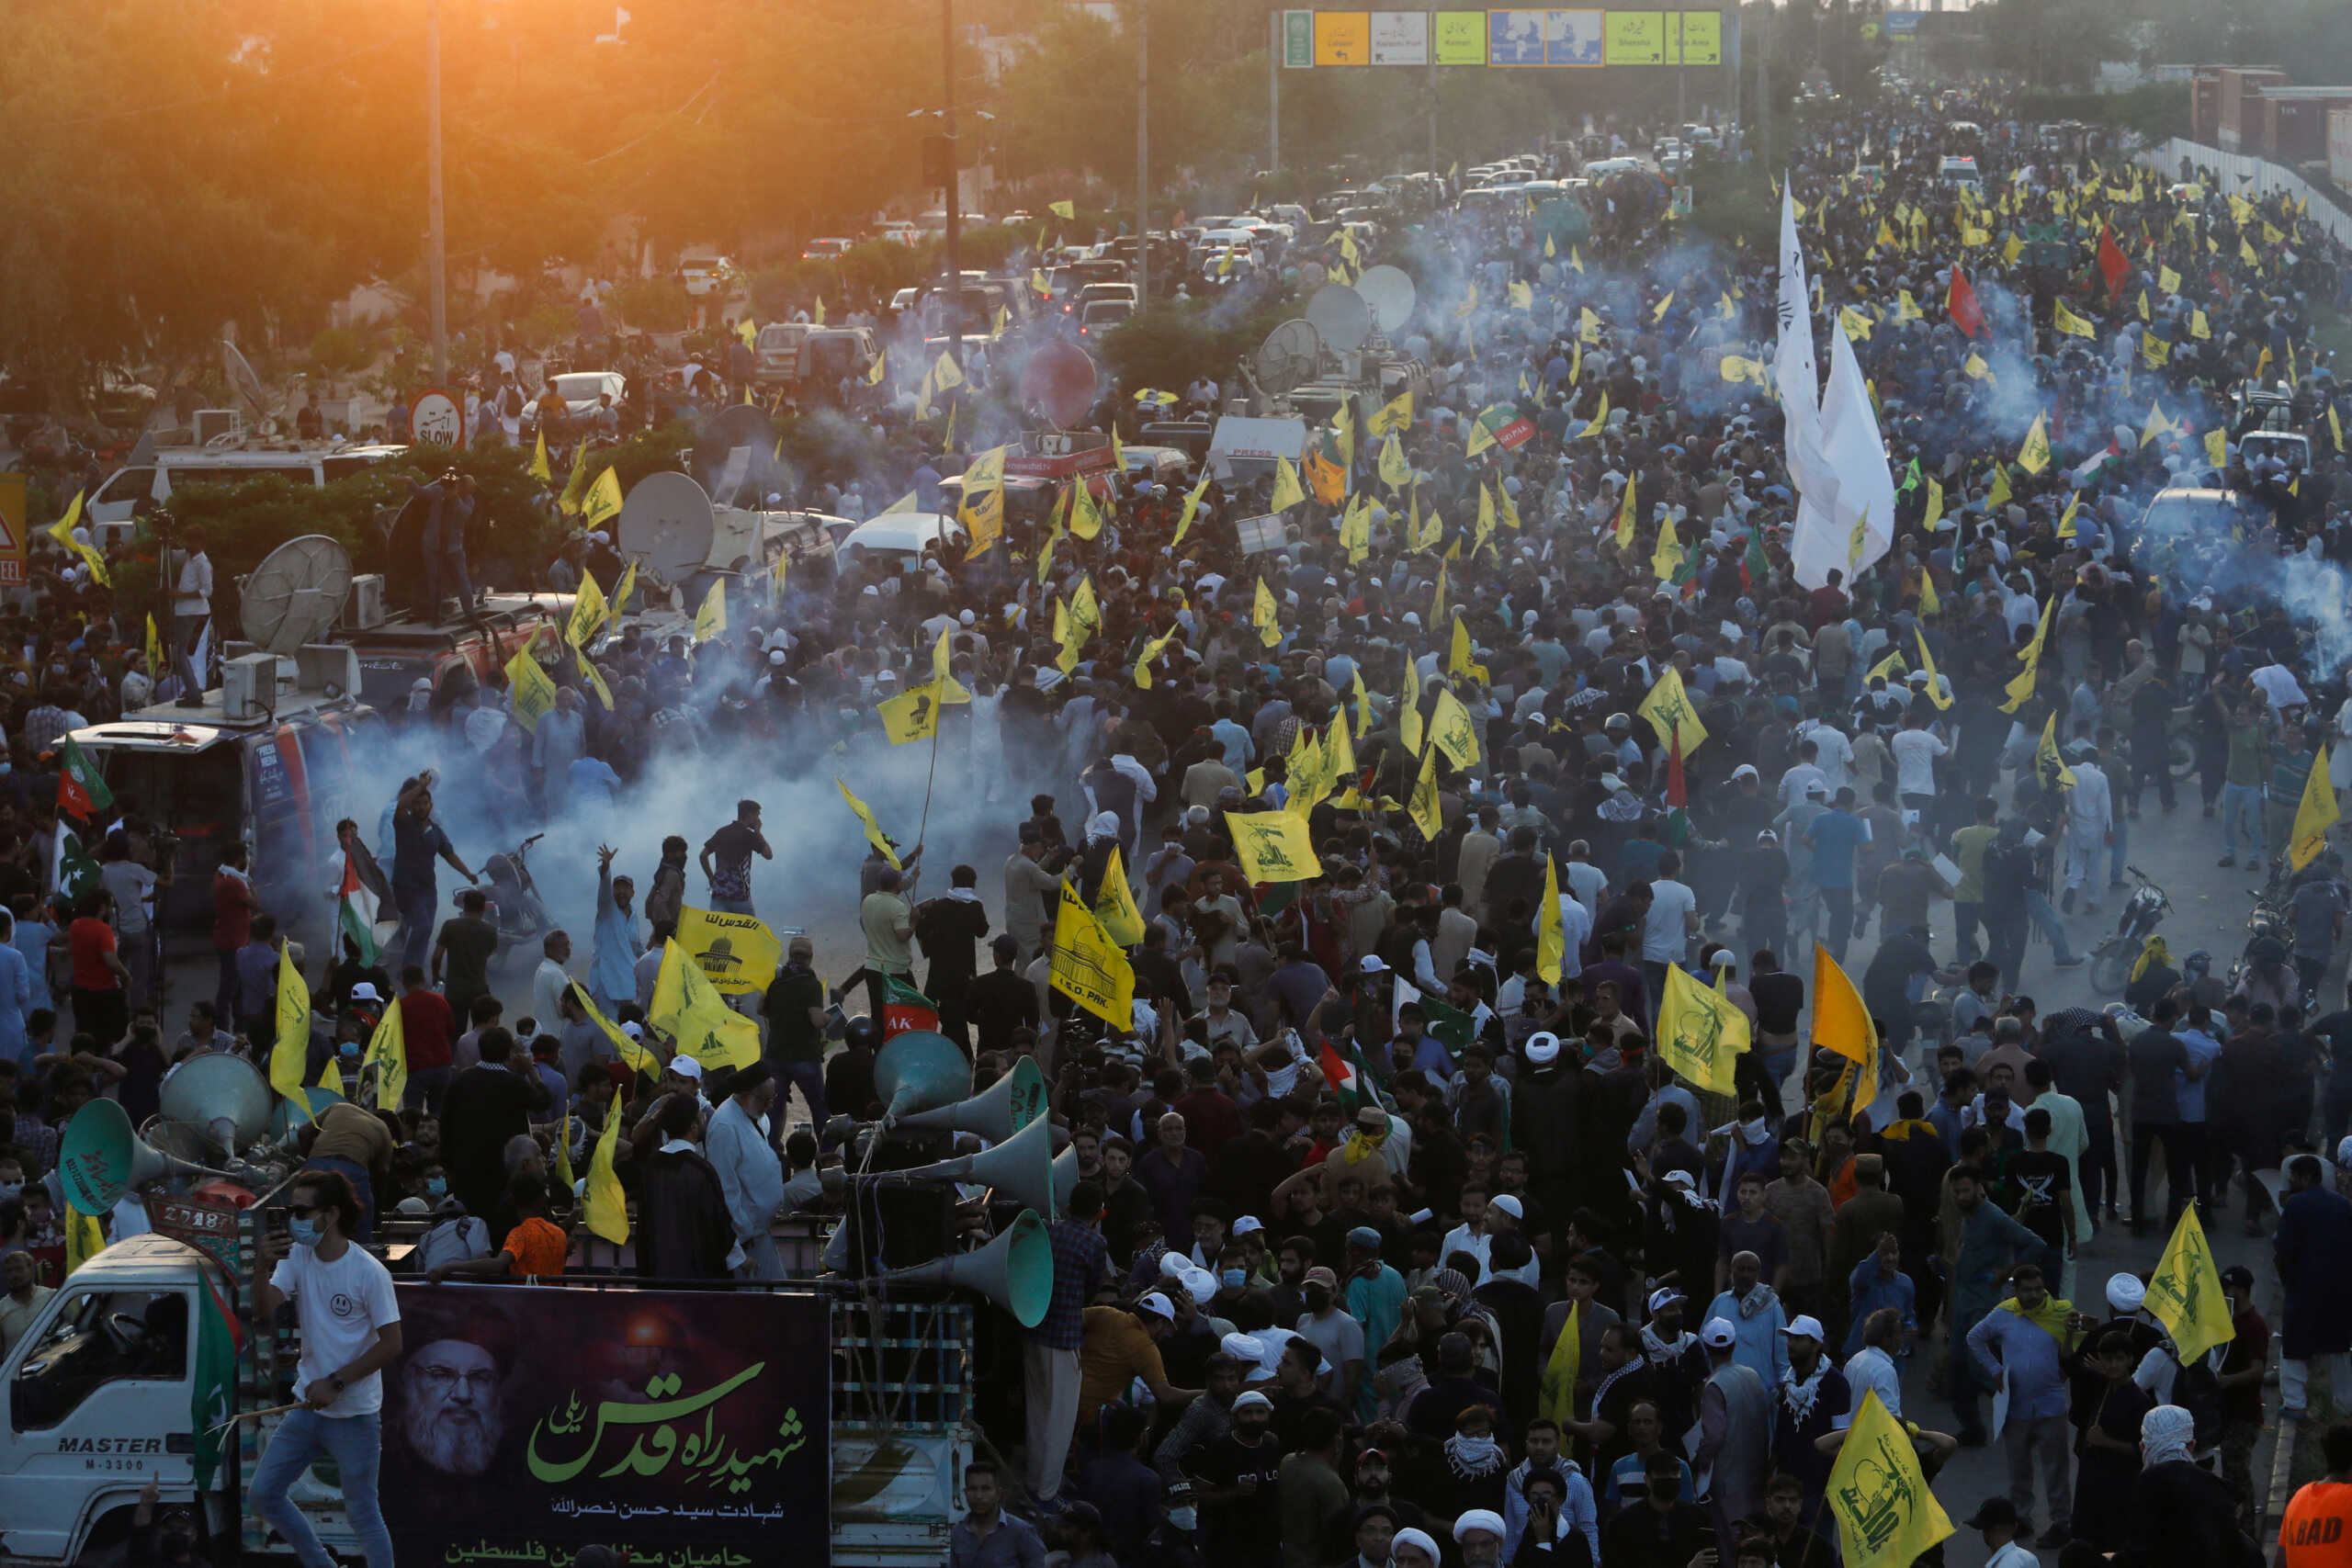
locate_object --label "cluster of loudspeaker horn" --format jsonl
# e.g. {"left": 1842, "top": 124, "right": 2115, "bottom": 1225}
{"left": 866, "top": 1031, "right": 1082, "bottom": 1331}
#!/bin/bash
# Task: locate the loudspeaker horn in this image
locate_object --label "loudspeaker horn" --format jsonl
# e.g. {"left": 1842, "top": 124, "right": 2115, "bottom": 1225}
{"left": 60, "top": 1098, "right": 226, "bottom": 1214}
{"left": 881, "top": 1207, "right": 1056, "bottom": 1327}
{"left": 1048, "top": 1144, "right": 1084, "bottom": 1213}
{"left": 897, "top": 1055, "right": 1046, "bottom": 1141}
{"left": 874, "top": 1030, "right": 973, "bottom": 1122}
{"left": 879, "top": 1111, "right": 1060, "bottom": 1219}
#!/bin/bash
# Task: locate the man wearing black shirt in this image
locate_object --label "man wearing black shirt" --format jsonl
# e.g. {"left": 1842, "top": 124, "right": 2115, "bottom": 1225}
{"left": 966, "top": 936, "right": 1038, "bottom": 1058}
{"left": 1190, "top": 1390, "right": 1283, "bottom": 1568}
{"left": 2125, "top": 998, "right": 2198, "bottom": 1235}
{"left": 911, "top": 866, "right": 990, "bottom": 1048}
{"left": 760, "top": 935, "right": 829, "bottom": 1145}
{"left": 2311, "top": 985, "right": 2352, "bottom": 1149}
{"left": 2009, "top": 1107, "right": 2077, "bottom": 1259}
{"left": 438, "top": 1026, "right": 548, "bottom": 1220}
{"left": 1600, "top": 1448, "right": 1708, "bottom": 1568}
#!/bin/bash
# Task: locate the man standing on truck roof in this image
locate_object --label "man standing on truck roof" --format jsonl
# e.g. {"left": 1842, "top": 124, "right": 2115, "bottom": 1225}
{"left": 249, "top": 1168, "right": 401, "bottom": 1568}
{"left": 169, "top": 525, "right": 212, "bottom": 660}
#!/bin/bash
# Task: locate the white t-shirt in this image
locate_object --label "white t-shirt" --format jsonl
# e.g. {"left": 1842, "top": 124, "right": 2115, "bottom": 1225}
{"left": 270, "top": 1243, "right": 401, "bottom": 1416}
{"left": 1890, "top": 728, "right": 1948, "bottom": 795}
{"left": 1642, "top": 880, "right": 1698, "bottom": 964}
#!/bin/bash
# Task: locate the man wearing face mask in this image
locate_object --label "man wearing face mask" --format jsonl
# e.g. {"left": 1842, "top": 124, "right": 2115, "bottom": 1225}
{"left": 704, "top": 1061, "right": 786, "bottom": 1280}
{"left": 301, "top": 1100, "right": 397, "bottom": 1244}
{"left": 1292, "top": 1265, "right": 1366, "bottom": 1411}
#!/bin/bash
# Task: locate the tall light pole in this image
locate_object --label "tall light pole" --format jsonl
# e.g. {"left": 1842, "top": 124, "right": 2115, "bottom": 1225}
{"left": 426, "top": 0, "right": 448, "bottom": 385}
{"left": 1135, "top": 0, "right": 1148, "bottom": 310}
{"left": 942, "top": 0, "right": 964, "bottom": 369}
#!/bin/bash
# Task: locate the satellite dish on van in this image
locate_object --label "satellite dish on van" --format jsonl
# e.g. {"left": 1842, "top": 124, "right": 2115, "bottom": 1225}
{"left": 1021, "top": 340, "right": 1101, "bottom": 429}
{"left": 239, "top": 535, "right": 352, "bottom": 656}
{"left": 220, "top": 340, "right": 270, "bottom": 417}
{"left": 692, "top": 404, "right": 779, "bottom": 507}
{"left": 617, "top": 470, "right": 718, "bottom": 585}
{"left": 1253, "top": 320, "right": 1324, "bottom": 397}
{"left": 1355, "top": 266, "right": 1419, "bottom": 336}
{"left": 1306, "top": 284, "right": 1373, "bottom": 354}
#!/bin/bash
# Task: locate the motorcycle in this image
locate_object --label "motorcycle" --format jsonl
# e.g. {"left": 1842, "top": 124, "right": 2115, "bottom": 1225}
{"left": 459, "top": 832, "right": 549, "bottom": 966}
{"left": 2087, "top": 864, "right": 2172, "bottom": 997}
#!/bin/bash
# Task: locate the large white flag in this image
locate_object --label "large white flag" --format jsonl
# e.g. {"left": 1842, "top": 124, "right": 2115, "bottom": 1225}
{"left": 1792, "top": 317, "right": 1897, "bottom": 589}
{"left": 1772, "top": 186, "right": 1820, "bottom": 422}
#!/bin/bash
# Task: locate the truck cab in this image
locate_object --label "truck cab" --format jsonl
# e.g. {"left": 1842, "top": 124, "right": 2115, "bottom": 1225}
{"left": 0, "top": 1237, "right": 238, "bottom": 1565}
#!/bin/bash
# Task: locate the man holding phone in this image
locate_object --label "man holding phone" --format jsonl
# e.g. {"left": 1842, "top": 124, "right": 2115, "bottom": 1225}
{"left": 246, "top": 1170, "right": 402, "bottom": 1568}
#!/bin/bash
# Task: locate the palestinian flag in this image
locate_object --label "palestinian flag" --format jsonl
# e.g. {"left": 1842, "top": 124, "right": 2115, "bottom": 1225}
{"left": 337, "top": 852, "right": 381, "bottom": 966}
{"left": 881, "top": 975, "right": 940, "bottom": 1039}
{"left": 1319, "top": 1034, "right": 1383, "bottom": 1111}
{"left": 56, "top": 735, "right": 112, "bottom": 822}
{"left": 191, "top": 1267, "right": 245, "bottom": 1488}
{"left": 52, "top": 822, "right": 99, "bottom": 903}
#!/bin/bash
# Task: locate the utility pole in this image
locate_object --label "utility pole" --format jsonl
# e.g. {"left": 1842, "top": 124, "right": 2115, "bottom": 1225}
{"left": 1756, "top": 7, "right": 1771, "bottom": 168}
{"left": 1136, "top": 0, "right": 1148, "bottom": 310}
{"left": 941, "top": 0, "right": 963, "bottom": 369}
{"left": 1268, "top": 11, "right": 1280, "bottom": 178}
{"left": 1428, "top": 10, "right": 1439, "bottom": 177}
{"left": 426, "top": 0, "right": 447, "bottom": 386}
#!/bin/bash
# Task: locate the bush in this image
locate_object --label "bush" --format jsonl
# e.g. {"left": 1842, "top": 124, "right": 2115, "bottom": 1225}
{"left": 1099, "top": 294, "right": 1294, "bottom": 396}
{"left": 308, "top": 326, "right": 372, "bottom": 379}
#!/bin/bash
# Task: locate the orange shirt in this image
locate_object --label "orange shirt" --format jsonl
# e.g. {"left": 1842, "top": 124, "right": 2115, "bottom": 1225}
{"left": 2281, "top": 1481, "right": 2352, "bottom": 1568}
{"left": 503, "top": 1217, "right": 569, "bottom": 1280}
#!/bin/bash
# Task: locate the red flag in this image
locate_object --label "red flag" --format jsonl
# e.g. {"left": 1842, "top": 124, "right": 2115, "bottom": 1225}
{"left": 2096, "top": 221, "right": 2129, "bottom": 298}
{"left": 1667, "top": 729, "right": 1687, "bottom": 811}
{"left": 1946, "top": 263, "right": 1984, "bottom": 339}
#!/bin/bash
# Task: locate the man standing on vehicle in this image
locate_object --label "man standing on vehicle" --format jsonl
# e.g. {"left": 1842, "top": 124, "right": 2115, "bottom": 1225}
{"left": 393, "top": 781, "right": 477, "bottom": 972}
{"left": 170, "top": 525, "right": 213, "bottom": 660}
{"left": 249, "top": 1169, "right": 401, "bottom": 1568}
{"left": 699, "top": 799, "right": 772, "bottom": 917}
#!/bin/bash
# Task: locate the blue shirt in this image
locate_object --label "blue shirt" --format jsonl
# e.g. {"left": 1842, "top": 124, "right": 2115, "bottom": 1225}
{"left": 11, "top": 920, "right": 51, "bottom": 1012}
{"left": 1211, "top": 717, "right": 1254, "bottom": 773}
{"left": 1844, "top": 1257, "right": 1918, "bottom": 1357}
{"left": 948, "top": 1512, "right": 1046, "bottom": 1568}
{"left": 1703, "top": 1289, "right": 1790, "bottom": 1385}
{"left": 2177, "top": 1027, "right": 2221, "bottom": 1122}
{"left": 570, "top": 755, "right": 623, "bottom": 810}
{"left": 1805, "top": 809, "right": 1868, "bottom": 889}
{"left": 590, "top": 863, "right": 641, "bottom": 1010}
{"left": 1966, "top": 1303, "right": 2074, "bottom": 1419}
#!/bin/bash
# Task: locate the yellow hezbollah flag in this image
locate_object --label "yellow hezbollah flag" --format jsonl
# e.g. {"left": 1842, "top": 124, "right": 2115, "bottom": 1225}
{"left": 1826, "top": 1390, "right": 1953, "bottom": 1568}
{"left": 1092, "top": 844, "right": 1148, "bottom": 946}
{"left": 65, "top": 1201, "right": 107, "bottom": 1275}
{"left": 583, "top": 1094, "right": 629, "bottom": 1244}
{"left": 1367, "top": 389, "right": 1414, "bottom": 436}
{"left": 1252, "top": 577, "right": 1282, "bottom": 649}
{"left": 271, "top": 942, "right": 311, "bottom": 1115}
{"left": 836, "top": 778, "right": 900, "bottom": 869}
{"left": 1651, "top": 512, "right": 1684, "bottom": 581}
{"left": 1051, "top": 882, "right": 1136, "bottom": 1028}
{"left": 566, "top": 570, "right": 611, "bottom": 649}
{"left": 1429, "top": 687, "right": 1481, "bottom": 771}
{"left": 675, "top": 905, "right": 785, "bottom": 998}
{"left": 647, "top": 938, "right": 761, "bottom": 1071}
{"left": 2003, "top": 596, "right": 2055, "bottom": 713}
{"left": 1813, "top": 945, "right": 1879, "bottom": 1113}
{"left": 1638, "top": 666, "right": 1708, "bottom": 758}
{"left": 1448, "top": 616, "right": 1487, "bottom": 685}
{"left": 2035, "top": 710, "right": 2077, "bottom": 789}
{"left": 530, "top": 427, "right": 553, "bottom": 482}
{"left": 1536, "top": 854, "right": 1565, "bottom": 985}
{"left": 362, "top": 998, "right": 407, "bottom": 1113}
{"left": 2290, "top": 745, "right": 2339, "bottom": 870}
{"left": 1400, "top": 656, "right": 1424, "bottom": 755}
{"left": 571, "top": 982, "right": 658, "bottom": 1076}
{"left": 2145, "top": 1206, "right": 2236, "bottom": 1363}
{"left": 2205, "top": 428, "right": 2227, "bottom": 468}
{"left": 693, "top": 579, "right": 728, "bottom": 643}
{"left": 1225, "top": 809, "right": 1318, "bottom": 884}
{"left": 1406, "top": 746, "right": 1444, "bottom": 840}
{"left": 1912, "top": 628, "right": 1951, "bottom": 710}
{"left": 503, "top": 643, "right": 560, "bottom": 731}
{"left": 582, "top": 466, "right": 625, "bottom": 529}
{"left": 1269, "top": 456, "right": 1306, "bottom": 513}
{"left": 1614, "top": 476, "right": 1637, "bottom": 548}
{"left": 2017, "top": 412, "right": 2052, "bottom": 475}
{"left": 1655, "top": 962, "right": 1747, "bottom": 1096}
{"left": 2053, "top": 300, "right": 2097, "bottom": 339}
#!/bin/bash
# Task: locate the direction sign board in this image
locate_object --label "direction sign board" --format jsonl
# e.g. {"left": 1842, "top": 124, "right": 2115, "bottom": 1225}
{"left": 1370, "top": 10, "right": 1430, "bottom": 64}
{"left": 1315, "top": 11, "right": 1372, "bottom": 63}
{"left": 1433, "top": 10, "right": 1488, "bottom": 62}
{"left": 1673, "top": 11, "right": 1722, "bottom": 63}
{"left": 1283, "top": 9, "right": 1315, "bottom": 67}
{"left": 1487, "top": 9, "right": 1551, "bottom": 65}
{"left": 1549, "top": 10, "right": 1605, "bottom": 65}
{"left": 1883, "top": 9, "right": 1920, "bottom": 33}
{"left": 1606, "top": 12, "right": 1665, "bottom": 63}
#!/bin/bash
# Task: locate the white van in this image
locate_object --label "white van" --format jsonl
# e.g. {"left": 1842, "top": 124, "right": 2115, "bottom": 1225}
{"left": 834, "top": 512, "right": 965, "bottom": 576}
{"left": 89, "top": 441, "right": 408, "bottom": 527}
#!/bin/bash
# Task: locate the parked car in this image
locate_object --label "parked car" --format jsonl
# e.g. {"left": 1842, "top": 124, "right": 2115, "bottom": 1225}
{"left": 801, "top": 237, "right": 856, "bottom": 260}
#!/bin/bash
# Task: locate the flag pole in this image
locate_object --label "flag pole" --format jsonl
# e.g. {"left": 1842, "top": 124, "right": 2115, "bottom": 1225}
{"left": 910, "top": 680, "right": 948, "bottom": 901}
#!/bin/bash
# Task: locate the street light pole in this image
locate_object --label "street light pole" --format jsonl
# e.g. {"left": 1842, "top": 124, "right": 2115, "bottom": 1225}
{"left": 1136, "top": 0, "right": 1148, "bottom": 311}
{"left": 426, "top": 0, "right": 448, "bottom": 386}
{"left": 942, "top": 0, "right": 963, "bottom": 370}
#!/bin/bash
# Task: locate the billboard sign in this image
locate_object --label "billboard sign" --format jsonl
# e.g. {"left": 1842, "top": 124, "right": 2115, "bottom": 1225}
{"left": 1549, "top": 10, "right": 1606, "bottom": 65}
{"left": 382, "top": 1285, "right": 831, "bottom": 1565}
{"left": 1283, "top": 9, "right": 1315, "bottom": 67}
{"left": 1370, "top": 11, "right": 1430, "bottom": 64}
{"left": 1883, "top": 9, "right": 1920, "bottom": 33}
{"left": 1673, "top": 11, "right": 1722, "bottom": 63}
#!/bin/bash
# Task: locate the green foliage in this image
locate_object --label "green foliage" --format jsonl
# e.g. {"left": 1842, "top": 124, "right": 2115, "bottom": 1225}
{"left": 1684, "top": 155, "right": 1777, "bottom": 253}
{"left": 1098, "top": 296, "right": 1293, "bottom": 396}
{"left": 515, "top": 303, "right": 580, "bottom": 355}
{"left": 308, "top": 327, "right": 372, "bottom": 379}
{"left": 613, "top": 278, "right": 693, "bottom": 334}
{"left": 596, "top": 422, "right": 700, "bottom": 494}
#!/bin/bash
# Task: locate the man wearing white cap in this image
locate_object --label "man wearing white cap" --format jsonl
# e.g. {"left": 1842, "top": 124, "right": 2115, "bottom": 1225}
{"left": 1452, "top": 1508, "right": 1507, "bottom": 1568}
{"left": 1692, "top": 1314, "right": 1770, "bottom": 1549}
{"left": 1192, "top": 1387, "right": 1281, "bottom": 1568}
{"left": 1770, "top": 1314, "right": 1851, "bottom": 1534}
